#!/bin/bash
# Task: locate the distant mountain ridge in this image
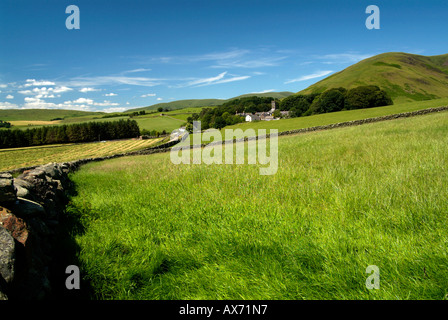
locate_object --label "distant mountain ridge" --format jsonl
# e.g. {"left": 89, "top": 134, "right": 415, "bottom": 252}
{"left": 127, "top": 91, "right": 294, "bottom": 112}
{"left": 298, "top": 52, "right": 448, "bottom": 103}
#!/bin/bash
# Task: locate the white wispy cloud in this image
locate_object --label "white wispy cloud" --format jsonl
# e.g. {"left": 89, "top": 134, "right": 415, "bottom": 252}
{"left": 186, "top": 71, "right": 228, "bottom": 87}
{"left": 123, "top": 68, "right": 152, "bottom": 74}
{"left": 316, "top": 53, "right": 375, "bottom": 64}
{"left": 211, "top": 56, "right": 287, "bottom": 69}
{"left": 67, "top": 75, "right": 163, "bottom": 87}
{"left": 64, "top": 98, "right": 119, "bottom": 107}
{"left": 141, "top": 93, "right": 156, "bottom": 98}
{"left": 0, "top": 101, "right": 19, "bottom": 109}
{"left": 251, "top": 89, "right": 276, "bottom": 94}
{"left": 138, "top": 48, "right": 287, "bottom": 69}
{"left": 285, "top": 70, "right": 333, "bottom": 84}
{"left": 177, "top": 71, "right": 251, "bottom": 88}
{"left": 24, "top": 79, "right": 56, "bottom": 87}
{"left": 79, "top": 87, "right": 100, "bottom": 93}
{"left": 103, "top": 107, "right": 127, "bottom": 113}
{"left": 6, "top": 95, "right": 14, "bottom": 99}
{"left": 21, "top": 96, "right": 120, "bottom": 111}
{"left": 19, "top": 86, "right": 70, "bottom": 97}
{"left": 22, "top": 97, "right": 92, "bottom": 111}
{"left": 104, "top": 93, "right": 117, "bottom": 97}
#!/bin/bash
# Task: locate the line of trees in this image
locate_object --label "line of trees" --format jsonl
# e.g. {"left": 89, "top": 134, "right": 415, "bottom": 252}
{"left": 0, "top": 120, "right": 12, "bottom": 128}
{"left": 0, "top": 119, "right": 140, "bottom": 149}
{"left": 140, "top": 128, "right": 168, "bottom": 137}
{"left": 279, "top": 85, "right": 393, "bottom": 117}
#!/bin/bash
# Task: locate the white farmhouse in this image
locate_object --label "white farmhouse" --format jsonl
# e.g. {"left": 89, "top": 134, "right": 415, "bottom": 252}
{"left": 245, "top": 114, "right": 260, "bottom": 122}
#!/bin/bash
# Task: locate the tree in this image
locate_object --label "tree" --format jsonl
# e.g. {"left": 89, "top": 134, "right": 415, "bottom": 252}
{"left": 345, "top": 85, "right": 393, "bottom": 109}
{"left": 212, "top": 116, "right": 226, "bottom": 129}
{"left": 157, "top": 107, "right": 163, "bottom": 112}
{"left": 309, "top": 88, "right": 346, "bottom": 114}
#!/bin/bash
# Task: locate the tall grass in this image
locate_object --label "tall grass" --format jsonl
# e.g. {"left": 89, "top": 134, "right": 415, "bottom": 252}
{"left": 67, "top": 112, "right": 448, "bottom": 300}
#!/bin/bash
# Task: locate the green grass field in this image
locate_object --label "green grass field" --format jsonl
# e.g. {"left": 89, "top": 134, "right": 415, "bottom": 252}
{"left": 0, "top": 109, "right": 103, "bottom": 121}
{"left": 2, "top": 107, "right": 201, "bottom": 132}
{"left": 0, "top": 138, "right": 161, "bottom": 172}
{"left": 66, "top": 111, "right": 448, "bottom": 300}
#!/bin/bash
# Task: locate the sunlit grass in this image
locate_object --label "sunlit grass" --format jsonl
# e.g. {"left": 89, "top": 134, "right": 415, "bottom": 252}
{"left": 68, "top": 112, "right": 448, "bottom": 300}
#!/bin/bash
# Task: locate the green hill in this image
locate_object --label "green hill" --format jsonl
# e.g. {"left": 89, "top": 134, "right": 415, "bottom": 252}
{"left": 0, "top": 109, "right": 104, "bottom": 121}
{"left": 298, "top": 52, "right": 448, "bottom": 103}
{"left": 128, "top": 99, "right": 226, "bottom": 113}
{"left": 127, "top": 91, "right": 294, "bottom": 112}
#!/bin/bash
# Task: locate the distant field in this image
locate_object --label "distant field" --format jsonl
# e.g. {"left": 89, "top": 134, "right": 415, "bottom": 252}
{"left": 67, "top": 112, "right": 448, "bottom": 299}
{"left": 9, "top": 120, "right": 63, "bottom": 126}
{"left": 0, "top": 138, "right": 161, "bottom": 172}
{"left": 0, "top": 109, "right": 103, "bottom": 121}
{"left": 4, "top": 107, "right": 205, "bottom": 132}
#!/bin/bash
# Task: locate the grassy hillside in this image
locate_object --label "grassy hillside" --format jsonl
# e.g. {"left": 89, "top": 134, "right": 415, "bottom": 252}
{"left": 128, "top": 92, "right": 294, "bottom": 112}
{"left": 0, "top": 109, "right": 104, "bottom": 121}
{"left": 298, "top": 52, "right": 448, "bottom": 104}
{"left": 67, "top": 111, "right": 448, "bottom": 299}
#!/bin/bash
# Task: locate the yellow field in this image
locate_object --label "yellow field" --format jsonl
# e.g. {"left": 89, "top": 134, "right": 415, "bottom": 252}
{"left": 0, "top": 138, "right": 162, "bottom": 172}
{"left": 9, "top": 120, "right": 63, "bottom": 126}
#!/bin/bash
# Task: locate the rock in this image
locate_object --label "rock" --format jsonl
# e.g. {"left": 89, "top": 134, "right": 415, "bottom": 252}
{"left": 0, "top": 226, "right": 15, "bottom": 285}
{"left": 19, "top": 168, "right": 46, "bottom": 180}
{"left": 7, "top": 198, "right": 46, "bottom": 219}
{"left": 15, "top": 185, "right": 29, "bottom": 198}
{"left": 12, "top": 178, "right": 33, "bottom": 190}
{"left": 0, "top": 173, "right": 17, "bottom": 203}
{"left": 0, "top": 206, "right": 29, "bottom": 246}
{"left": 0, "top": 290, "right": 7, "bottom": 300}
{"left": 41, "top": 163, "right": 63, "bottom": 180}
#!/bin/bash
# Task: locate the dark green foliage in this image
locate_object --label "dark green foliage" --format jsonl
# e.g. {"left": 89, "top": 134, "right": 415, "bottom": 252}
{"left": 140, "top": 128, "right": 167, "bottom": 137}
{"left": 0, "top": 119, "right": 140, "bottom": 149}
{"left": 279, "top": 94, "right": 316, "bottom": 117}
{"left": 280, "top": 86, "right": 393, "bottom": 118}
{"left": 344, "top": 85, "right": 393, "bottom": 110}
{"left": 308, "top": 88, "right": 347, "bottom": 114}
{"left": 0, "top": 120, "right": 11, "bottom": 128}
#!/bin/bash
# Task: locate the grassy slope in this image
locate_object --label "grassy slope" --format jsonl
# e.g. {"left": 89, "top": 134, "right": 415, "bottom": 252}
{"left": 68, "top": 111, "right": 448, "bottom": 299}
{"left": 0, "top": 109, "right": 104, "bottom": 121}
{"left": 128, "top": 92, "right": 294, "bottom": 112}
{"left": 298, "top": 52, "right": 448, "bottom": 104}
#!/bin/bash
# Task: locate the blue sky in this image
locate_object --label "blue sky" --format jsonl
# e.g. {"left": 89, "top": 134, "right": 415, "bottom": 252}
{"left": 0, "top": 0, "right": 447, "bottom": 112}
